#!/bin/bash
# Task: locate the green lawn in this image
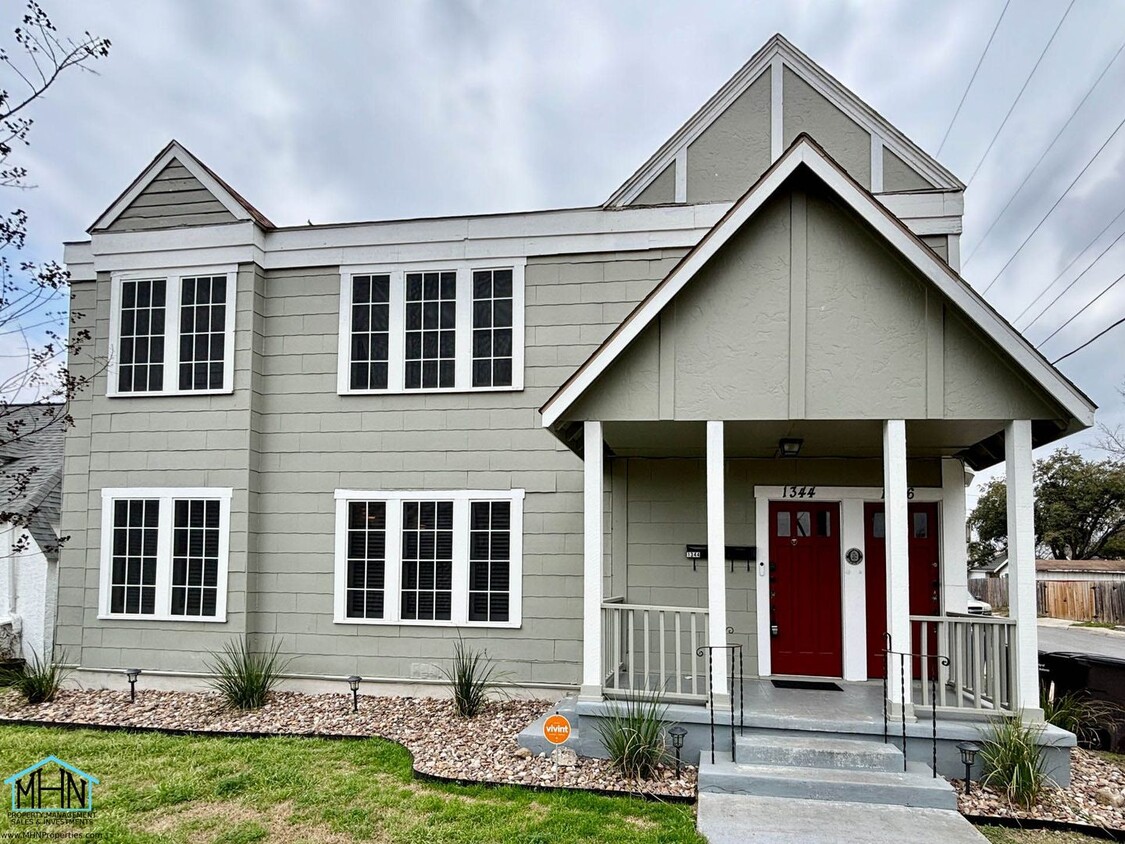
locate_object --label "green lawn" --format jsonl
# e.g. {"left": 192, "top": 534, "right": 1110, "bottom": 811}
{"left": 976, "top": 826, "right": 1108, "bottom": 843}
{"left": 0, "top": 725, "right": 703, "bottom": 843}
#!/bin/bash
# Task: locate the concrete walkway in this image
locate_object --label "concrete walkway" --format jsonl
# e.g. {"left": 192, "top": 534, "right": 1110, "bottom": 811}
{"left": 697, "top": 793, "right": 987, "bottom": 843}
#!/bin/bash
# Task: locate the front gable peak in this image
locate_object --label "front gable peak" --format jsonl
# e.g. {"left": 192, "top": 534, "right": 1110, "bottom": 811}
{"left": 606, "top": 34, "right": 964, "bottom": 208}
{"left": 89, "top": 140, "right": 274, "bottom": 233}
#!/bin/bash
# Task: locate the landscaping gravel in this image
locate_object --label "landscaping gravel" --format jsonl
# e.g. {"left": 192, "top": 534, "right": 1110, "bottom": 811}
{"left": 0, "top": 689, "right": 697, "bottom": 799}
{"left": 958, "top": 748, "right": 1125, "bottom": 831}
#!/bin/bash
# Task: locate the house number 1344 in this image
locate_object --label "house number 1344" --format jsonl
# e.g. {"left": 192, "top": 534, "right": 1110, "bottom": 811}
{"left": 781, "top": 485, "right": 816, "bottom": 498}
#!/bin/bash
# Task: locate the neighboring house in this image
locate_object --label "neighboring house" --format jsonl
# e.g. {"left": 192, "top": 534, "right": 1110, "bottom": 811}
{"left": 969, "top": 553, "right": 1008, "bottom": 580}
{"left": 1036, "top": 559, "right": 1125, "bottom": 583}
{"left": 58, "top": 33, "right": 1094, "bottom": 763}
{"left": 0, "top": 405, "right": 64, "bottom": 664}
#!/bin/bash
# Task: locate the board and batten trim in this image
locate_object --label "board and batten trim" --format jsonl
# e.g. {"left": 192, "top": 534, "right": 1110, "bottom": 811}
{"left": 332, "top": 488, "right": 525, "bottom": 629}
{"left": 539, "top": 136, "right": 1095, "bottom": 429}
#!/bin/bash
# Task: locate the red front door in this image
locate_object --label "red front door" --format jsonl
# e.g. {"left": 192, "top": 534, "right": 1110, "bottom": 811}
{"left": 864, "top": 502, "right": 941, "bottom": 678}
{"left": 769, "top": 501, "right": 842, "bottom": 677}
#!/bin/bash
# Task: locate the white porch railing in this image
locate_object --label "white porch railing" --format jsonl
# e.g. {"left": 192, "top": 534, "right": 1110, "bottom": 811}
{"left": 910, "top": 614, "right": 1019, "bottom": 714}
{"left": 602, "top": 601, "right": 709, "bottom": 702}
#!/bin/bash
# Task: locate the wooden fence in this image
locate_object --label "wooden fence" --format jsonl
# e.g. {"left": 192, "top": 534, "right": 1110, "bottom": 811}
{"left": 969, "top": 578, "right": 1125, "bottom": 625}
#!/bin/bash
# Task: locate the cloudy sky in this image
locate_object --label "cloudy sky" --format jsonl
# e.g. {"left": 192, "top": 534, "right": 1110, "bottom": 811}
{"left": 5, "top": 0, "right": 1124, "bottom": 494}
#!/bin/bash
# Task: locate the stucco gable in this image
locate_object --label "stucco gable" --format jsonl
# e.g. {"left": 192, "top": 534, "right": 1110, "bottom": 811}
{"left": 543, "top": 137, "right": 1094, "bottom": 440}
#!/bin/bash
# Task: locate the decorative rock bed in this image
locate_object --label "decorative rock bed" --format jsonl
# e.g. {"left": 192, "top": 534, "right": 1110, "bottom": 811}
{"left": 0, "top": 689, "right": 697, "bottom": 799}
{"left": 957, "top": 747, "right": 1125, "bottom": 833}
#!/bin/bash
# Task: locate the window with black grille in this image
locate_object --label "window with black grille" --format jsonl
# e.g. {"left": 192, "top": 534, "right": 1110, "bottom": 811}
{"left": 471, "top": 269, "right": 513, "bottom": 388}
{"left": 345, "top": 500, "right": 386, "bottom": 619}
{"left": 404, "top": 271, "right": 456, "bottom": 389}
{"left": 350, "top": 274, "right": 391, "bottom": 390}
{"left": 400, "top": 500, "right": 454, "bottom": 620}
{"left": 117, "top": 278, "right": 166, "bottom": 393}
{"left": 469, "top": 501, "right": 510, "bottom": 622}
{"left": 109, "top": 499, "right": 160, "bottom": 615}
{"left": 170, "top": 499, "right": 221, "bottom": 617}
{"left": 178, "top": 276, "right": 227, "bottom": 391}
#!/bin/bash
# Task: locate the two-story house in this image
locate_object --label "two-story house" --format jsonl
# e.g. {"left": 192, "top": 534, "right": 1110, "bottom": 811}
{"left": 60, "top": 35, "right": 1092, "bottom": 778}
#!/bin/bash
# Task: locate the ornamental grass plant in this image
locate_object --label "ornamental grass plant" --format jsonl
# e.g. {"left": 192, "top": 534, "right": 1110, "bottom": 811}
{"left": 1, "top": 649, "right": 69, "bottom": 704}
{"left": 593, "top": 688, "right": 671, "bottom": 780}
{"left": 206, "top": 637, "right": 290, "bottom": 710}
{"left": 979, "top": 714, "right": 1050, "bottom": 808}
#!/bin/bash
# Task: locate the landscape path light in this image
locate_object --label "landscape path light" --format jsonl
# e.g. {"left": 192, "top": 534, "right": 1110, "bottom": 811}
{"left": 346, "top": 675, "right": 362, "bottom": 713}
{"left": 124, "top": 668, "right": 141, "bottom": 703}
{"left": 669, "top": 726, "right": 687, "bottom": 778}
{"left": 957, "top": 741, "right": 981, "bottom": 795}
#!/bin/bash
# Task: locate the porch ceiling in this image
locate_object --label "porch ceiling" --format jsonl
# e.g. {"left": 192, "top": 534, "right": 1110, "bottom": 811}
{"left": 598, "top": 419, "right": 1025, "bottom": 462}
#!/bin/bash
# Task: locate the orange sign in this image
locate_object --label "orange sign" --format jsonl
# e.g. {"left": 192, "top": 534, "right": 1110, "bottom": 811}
{"left": 543, "top": 714, "right": 571, "bottom": 745}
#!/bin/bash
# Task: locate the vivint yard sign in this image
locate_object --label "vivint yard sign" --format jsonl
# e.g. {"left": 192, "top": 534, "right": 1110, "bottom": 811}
{"left": 5, "top": 756, "right": 98, "bottom": 813}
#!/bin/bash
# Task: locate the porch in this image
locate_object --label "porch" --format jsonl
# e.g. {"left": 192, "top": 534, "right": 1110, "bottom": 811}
{"left": 572, "top": 418, "right": 1044, "bottom": 723}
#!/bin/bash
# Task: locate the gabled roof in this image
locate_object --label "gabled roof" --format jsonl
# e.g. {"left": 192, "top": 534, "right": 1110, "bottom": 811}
{"left": 4, "top": 756, "right": 99, "bottom": 785}
{"left": 88, "top": 140, "right": 274, "bottom": 233}
{"left": 541, "top": 135, "right": 1096, "bottom": 429}
{"left": 605, "top": 33, "right": 964, "bottom": 207}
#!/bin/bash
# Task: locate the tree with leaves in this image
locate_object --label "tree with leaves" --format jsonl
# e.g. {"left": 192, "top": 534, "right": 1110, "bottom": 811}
{"left": 0, "top": 3, "right": 109, "bottom": 556}
{"left": 968, "top": 448, "right": 1125, "bottom": 566}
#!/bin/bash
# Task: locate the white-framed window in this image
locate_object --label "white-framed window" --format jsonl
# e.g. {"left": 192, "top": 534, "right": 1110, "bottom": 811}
{"left": 333, "top": 488, "right": 524, "bottom": 628}
{"left": 98, "top": 487, "right": 232, "bottom": 622}
{"left": 336, "top": 260, "right": 525, "bottom": 394}
{"left": 108, "top": 266, "right": 237, "bottom": 397}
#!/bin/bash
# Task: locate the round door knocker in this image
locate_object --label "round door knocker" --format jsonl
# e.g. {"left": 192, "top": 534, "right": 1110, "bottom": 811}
{"left": 845, "top": 547, "right": 863, "bottom": 565}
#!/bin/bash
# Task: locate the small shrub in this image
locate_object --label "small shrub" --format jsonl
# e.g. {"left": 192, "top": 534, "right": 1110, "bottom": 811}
{"left": 979, "top": 715, "right": 1050, "bottom": 807}
{"left": 206, "top": 637, "right": 289, "bottom": 710}
{"left": 440, "top": 638, "right": 507, "bottom": 717}
{"left": 1, "top": 650, "right": 69, "bottom": 704}
{"left": 1042, "top": 688, "right": 1124, "bottom": 748}
{"left": 593, "top": 689, "right": 670, "bottom": 780}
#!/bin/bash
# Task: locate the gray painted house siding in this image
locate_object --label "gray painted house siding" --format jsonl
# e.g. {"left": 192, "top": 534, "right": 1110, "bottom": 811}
{"left": 103, "top": 160, "right": 237, "bottom": 232}
{"left": 57, "top": 249, "right": 688, "bottom": 686}
{"left": 686, "top": 70, "right": 772, "bottom": 204}
{"left": 783, "top": 68, "right": 871, "bottom": 189}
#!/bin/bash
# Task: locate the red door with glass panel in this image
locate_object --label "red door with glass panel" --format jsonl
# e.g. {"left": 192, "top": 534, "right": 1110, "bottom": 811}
{"left": 864, "top": 502, "right": 941, "bottom": 678}
{"left": 769, "top": 501, "right": 842, "bottom": 677}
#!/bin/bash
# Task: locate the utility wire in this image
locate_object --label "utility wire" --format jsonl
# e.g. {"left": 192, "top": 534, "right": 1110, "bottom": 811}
{"left": 962, "top": 37, "right": 1125, "bottom": 268}
{"left": 980, "top": 110, "right": 1125, "bottom": 295}
{"left": 1051, "top": 314, "right": 1125, "bottom": 365}
{"left": 938, "top": 0, "right": 1012, "bottom": 156}
{"left": 1018, "top": 205, "right": 1125, "bottom": 330}
{"left": 963, "top": 0, "right": 1076, "bottom": 187}
{"left": 1036, "top": 270, "right": 1125, "bottom": 348}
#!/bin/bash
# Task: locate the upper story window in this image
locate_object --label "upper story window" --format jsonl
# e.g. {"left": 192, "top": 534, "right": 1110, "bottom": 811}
{"left": 337, "top": 261, "right": 525, "bottom": 395}
{"left": 98, "top": 487, "right": 232, "bottom": 622}
{"left": 109, "top": 266, "right": 236, "bottom": 397}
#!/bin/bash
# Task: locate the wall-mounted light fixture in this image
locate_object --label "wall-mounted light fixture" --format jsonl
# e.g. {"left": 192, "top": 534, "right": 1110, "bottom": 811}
{"left": 778, "top": 438, "right": 803, "bottom": 458}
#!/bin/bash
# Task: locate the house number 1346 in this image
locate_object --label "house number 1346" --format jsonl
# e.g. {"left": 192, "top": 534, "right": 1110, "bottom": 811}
{"left": 781, "top": 485, "right": 816, "bottom": 498}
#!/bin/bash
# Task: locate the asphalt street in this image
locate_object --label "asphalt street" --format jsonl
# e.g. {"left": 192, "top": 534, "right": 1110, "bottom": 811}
{"left": 1038, "top": 620, "right": 1125, "bottom": 661}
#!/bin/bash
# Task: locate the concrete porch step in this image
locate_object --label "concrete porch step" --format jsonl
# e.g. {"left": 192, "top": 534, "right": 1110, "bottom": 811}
{"left": 734, "top": 732, "right": 903, "bottom": 772}
{"left": 698, "top": 752, "right": 957, "bottom": 810}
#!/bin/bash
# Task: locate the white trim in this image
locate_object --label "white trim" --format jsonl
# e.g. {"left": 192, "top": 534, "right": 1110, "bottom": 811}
{"left": 941, "top": 458, "right": 969, "bottom": 614}
{"left": 770, "top": 55, "right": 784, "bottom": 161}
{"left": 107, "top": 265, "right": 238, "bottom": 398}
{"left": 98, "top": 487, "right": 233, "bottom": 623}
{"left": 870, "top": 136, "right": 884, "bottom": 193}
{"left": 706, "top": 421, "right": 728, "bottom": 697}
{"left": 91, "top": 142, "right": 253, "bottom": 232}
{"left": 947, "top": 234, "right": 962, "bottom": 274}
{"left": 331, "top": 488, "right": 525, "bottom": 629}
{"left": 1005, "top": 420, "right": 1039, "bottom": 714}
{"left": 580, "top": 421, "right": 604, "bottom": 698}
{"left": 883, "top": 420, "right": 911, "bottom": 711}
{"left": 540, "top": 139, "right": 1095, "bottom": 429}
{"left": 605, "top": 34, "right": 961, "bottom": 207}
{"left": 840, "top": 497, "right": 867, "bottom": 681}
{"left": 674, "top": 148, "right": 688, "bottom": 203}
{"left": 754, "top": 493, "right": 771, "bottom": 677}
{"left": 337, "top": 260, "right": 526, "bottom": 395}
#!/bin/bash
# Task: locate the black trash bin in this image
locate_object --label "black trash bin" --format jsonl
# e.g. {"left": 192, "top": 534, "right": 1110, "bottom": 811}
{"left": 1040, "top": 650, "right": 1125, "bottom": 750}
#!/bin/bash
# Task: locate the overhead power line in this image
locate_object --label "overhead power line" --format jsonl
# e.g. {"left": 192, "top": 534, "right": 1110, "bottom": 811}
{"left": 1018, "top": 205, "right": 1125, "bottom": 330}
{"left": 1051, "top": 314, "right": 1125, "bottom": 365}
{"left": 979, "top": 110, "right": 1125, "bottom": 295}
{"left": 962, "top": 37, "right": 1125, "bottom": 268}
{"left": 938, "top": 0, "right": 1012, "bottom": 156}
{"left": 1036, "top": 269, "right": 1125, "bottom": 348}
{"left": 963, "top": 0, "right": 1076, "bottom": 187}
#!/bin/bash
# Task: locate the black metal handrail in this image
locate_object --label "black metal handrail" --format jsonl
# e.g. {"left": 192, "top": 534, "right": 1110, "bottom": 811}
{"left": 882, "top": 632, "right": 950, "bottom": 778}
{"left": 697, "top": 629, "right": 744, "bottom": 764}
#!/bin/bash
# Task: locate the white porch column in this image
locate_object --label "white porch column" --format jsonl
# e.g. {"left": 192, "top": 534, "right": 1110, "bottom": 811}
{"left": 707, "top": 420, "right": 729, "bottom": 701}
{"left": 580, "top": 420, "right": 604, "bottom": 701}
{"left": 1006, "top": 420, "right": 1042, "bottom": 718}
{"left": 941, "top": 458, "right": 970, "bottom": 614}
{"left": 883, "top": 420, "right": 912, "bottom": 715}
